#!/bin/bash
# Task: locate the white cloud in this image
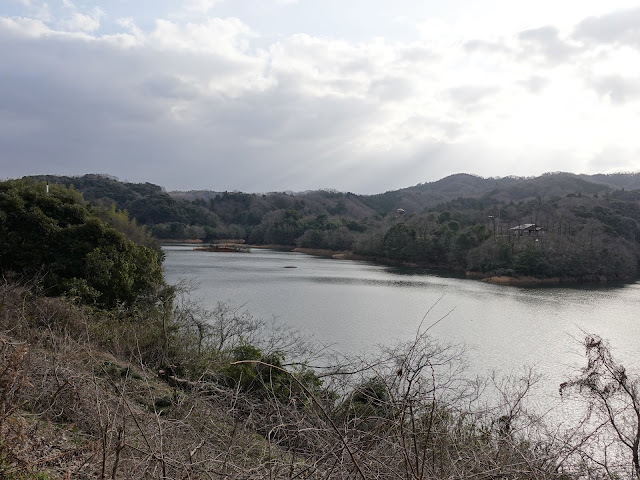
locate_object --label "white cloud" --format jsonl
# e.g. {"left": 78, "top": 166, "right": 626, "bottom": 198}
{"left": 0, "top": 16, "right": 50, "bottom": 37}
{"left": 19, "top": 0, "right": 50, "bottom": 21}
{"left": 149, "top": 17, "right": 255, "bottom": 55}
{"left": 521, "top": 75, "right": 548, "bottom": 93}
{"left": 448, "top": 85, "right": 501, "bottom": 108}
{"left": 58, "top": 9, "right": 102, "bottom": 33}
{"left": 518, "top": 25, "right": 580, "bottom": 64}
{"left": 2, "top": 2, "right": 640, "bottom": 192}
{"left": 182, "top": 0, "right": 222, "bottom": 14}
{"left": 588, "top": 145, "right": 640, "bottom": 172}
{"left": 590, "top": 74, "right": 640, "bottom": 104}
{"left": 575, "top": 7, "right": 640, "bottom": 46}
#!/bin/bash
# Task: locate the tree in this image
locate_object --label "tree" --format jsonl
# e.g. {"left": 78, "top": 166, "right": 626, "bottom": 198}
{"left": 383, "top": 223, "right": 417, "bottom": 261}
{"left": 561, "top": 335, "right": 640, "bottom": 477}
{"left": 0, "top": 180, "right": 166, "bottom": 308}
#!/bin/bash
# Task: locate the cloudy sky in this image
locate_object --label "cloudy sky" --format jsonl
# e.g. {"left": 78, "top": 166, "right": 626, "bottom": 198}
{"left": 2, "top": 0, "right": 640, "bottom": 193}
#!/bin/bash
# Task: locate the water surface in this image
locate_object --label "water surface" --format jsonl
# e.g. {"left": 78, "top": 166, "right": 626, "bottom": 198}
{"left": 163, "top": 245, "right": 640, "bottom": 387}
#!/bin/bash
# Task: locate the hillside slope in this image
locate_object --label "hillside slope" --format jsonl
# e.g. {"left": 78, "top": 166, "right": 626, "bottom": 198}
{"left": 25, "top": 172, "right": 640, "bottom": 282}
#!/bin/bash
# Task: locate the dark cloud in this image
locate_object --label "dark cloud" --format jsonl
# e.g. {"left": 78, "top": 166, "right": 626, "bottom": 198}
{"left": 0, "top": 21, "right": 384, "bottom": 192}
{"left": 138, "top": 75, "right": 198, "bottom": 100}
{"left": 574, "top": 7, "right": 640, "bottom": 46}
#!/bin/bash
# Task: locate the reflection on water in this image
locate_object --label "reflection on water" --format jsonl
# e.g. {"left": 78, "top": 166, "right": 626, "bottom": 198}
{"left": 163, "top": 244, "right": 640, "bottom": 413}
{"left": 309, "top": 276, "right": 436, "bottom": 288}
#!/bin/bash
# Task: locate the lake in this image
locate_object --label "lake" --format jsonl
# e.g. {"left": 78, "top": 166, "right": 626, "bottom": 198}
{"left": 163, "top": 245, "right": 640, "bottom": 409}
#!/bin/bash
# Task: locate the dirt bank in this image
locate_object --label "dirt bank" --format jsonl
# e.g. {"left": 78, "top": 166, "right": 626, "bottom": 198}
{"left": 467, "top": 272, "right": 611, "bottom": 286}
{"left": 479, "top": 275, "right": 562, "bottom": 286}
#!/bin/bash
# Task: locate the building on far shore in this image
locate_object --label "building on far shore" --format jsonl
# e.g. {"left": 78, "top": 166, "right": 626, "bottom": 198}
{"left": 510, "top": 223, "right": 542, "bottom": 236}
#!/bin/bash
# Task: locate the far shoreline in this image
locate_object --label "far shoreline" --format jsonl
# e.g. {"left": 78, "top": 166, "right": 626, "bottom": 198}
{"left": 163, "top": 241, "right": 632, "bottom": 288}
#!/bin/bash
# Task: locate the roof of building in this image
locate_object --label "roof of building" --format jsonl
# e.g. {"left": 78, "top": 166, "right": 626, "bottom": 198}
{"left": 510, "top": 223, "right": 542, "bottom": 231}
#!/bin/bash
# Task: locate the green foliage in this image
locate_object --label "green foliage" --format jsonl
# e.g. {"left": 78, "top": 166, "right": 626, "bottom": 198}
{"left": 259, "top": 209, "right": 304, "bottom": 245}
{"left": 94, "top": 203, "right": 159, "bottom": 250}
{"left": 0, "top": 180, "right": 167, "bottom": 308}
{"left": 220, "top": 344, "right": 322, "bottom": 401}
{"left": 383, "top": 223, "right": 417, "bottom": 261}
{"left": 151, "top": 222, "right": 207, "bottom": 240}
{"left": 438, "top": 211, "right": 452, "bottom": 223}
{"left": 0, "top": 447, "right": 53, "bottom": 480}
{"left": 348, "top": 377, "right": 390, "bottom": 416}
{"left": 513, "top": 248, "right": 555, "bottom": 277}
{"left": 343, "top": 219, "right": 367, "bottom": 232}
{"left": 467, "top": 241, "right": 513, "bottom": 273}
{"left": 297, "top": 229, "right": 328, "bottom": 248}
{"left": 328, "top": 199, "right": 347, "bottom": 215}
{"left": 30, "top": 174, "right": 220, "bottom": 239}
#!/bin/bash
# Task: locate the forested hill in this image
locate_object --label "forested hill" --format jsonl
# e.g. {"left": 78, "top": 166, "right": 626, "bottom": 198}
{"left": 361, "top": 172, "right": 640, "bottom": 213}
{"left": 27, "top": 172, "right": 640, "bottom": 283}
{"left": 28, "top": 174, "right": 376, "bottom": 241}
{"left": 0, "top": 179, "right": 167, "bottom": 307}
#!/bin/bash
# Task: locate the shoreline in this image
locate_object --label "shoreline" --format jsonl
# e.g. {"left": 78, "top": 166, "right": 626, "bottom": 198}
{"left": 181, "top": 242, "right": 629, "bottom": 287}
{"left": 292, "top": 249, "right": 626, "bottom": 287}
{"left": 467, "top": 272, "right": 614, "bottom": 286}
{"left": 160, "top": 238, "right": 204, "bottom": 244}
{"left": 474, "top": 274, "right": 564, "bottom": 286}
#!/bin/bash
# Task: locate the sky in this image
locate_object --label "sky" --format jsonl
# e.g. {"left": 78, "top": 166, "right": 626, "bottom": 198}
{"left": 2, "top": 1, "right": 640, "bottom": 193}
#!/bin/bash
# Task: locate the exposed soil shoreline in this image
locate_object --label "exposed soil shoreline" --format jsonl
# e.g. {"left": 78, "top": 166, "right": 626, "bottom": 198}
{"left": 470, "top": 273, "right": 564, "bottom": 286}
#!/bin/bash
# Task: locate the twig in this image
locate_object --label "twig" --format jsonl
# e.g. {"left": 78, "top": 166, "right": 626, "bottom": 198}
{"left": 232, "top": 360, "right": 367, "bottom": 480}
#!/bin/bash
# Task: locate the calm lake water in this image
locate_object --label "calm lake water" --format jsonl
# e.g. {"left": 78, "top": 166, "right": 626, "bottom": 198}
{"left": 163, "top": 245, "right": 640, "bottom": 408}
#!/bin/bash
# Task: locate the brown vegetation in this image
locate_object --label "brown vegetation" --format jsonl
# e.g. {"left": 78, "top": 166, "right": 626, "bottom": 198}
{"left": 0, "top": 279, "right": 637, "bottom": 478}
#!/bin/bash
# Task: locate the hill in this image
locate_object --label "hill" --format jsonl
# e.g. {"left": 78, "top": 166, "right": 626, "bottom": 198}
{"left": 25, "top": 172, "right": 640, "bottom": 283}
{"left": 0, "top": 178, "right": 167, "bottom": 307}
{"left": 0, "top": 178, "right": 636, "bottom": 479}
{"left": 358, "top": 171, "right": 637, "bottom": 213}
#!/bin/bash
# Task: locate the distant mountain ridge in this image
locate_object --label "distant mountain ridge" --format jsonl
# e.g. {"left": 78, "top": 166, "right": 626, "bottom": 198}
{"left": 27, "top": 171, "right": 640, "bottom": 210}
{"left": 359, "top": 172, "right": 640, "bottom": 213}
{"left": 25, "top": 171, "right": 640, "bottom": 221}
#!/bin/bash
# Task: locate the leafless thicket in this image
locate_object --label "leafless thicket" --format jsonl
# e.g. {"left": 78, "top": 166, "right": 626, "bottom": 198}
{"left": 0, "top": 280, "right": 635, "bottom": 479}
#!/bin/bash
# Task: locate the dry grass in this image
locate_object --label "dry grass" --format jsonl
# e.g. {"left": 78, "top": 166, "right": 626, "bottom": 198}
{"left": 0, "top": 280, "right": 610, "bottom": 479}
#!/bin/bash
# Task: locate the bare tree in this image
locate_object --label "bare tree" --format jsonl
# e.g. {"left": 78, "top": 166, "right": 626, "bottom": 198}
{"left": 561, "top": 334, "right": 640, "bottom": 478}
